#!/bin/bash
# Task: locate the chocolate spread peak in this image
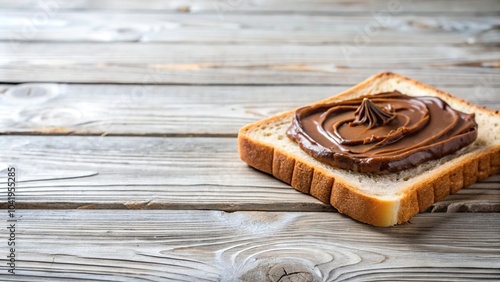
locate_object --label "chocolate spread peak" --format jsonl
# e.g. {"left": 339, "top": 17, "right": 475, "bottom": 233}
{"left": 287, "top": 91, "right": 478, "bottom": 174}
{"left": 350, "top": 98, "right": 396, "bottom": 129}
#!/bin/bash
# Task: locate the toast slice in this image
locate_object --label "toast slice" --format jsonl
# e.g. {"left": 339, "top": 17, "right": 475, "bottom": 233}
{"left": 238, "top": 72, "right": 500, "bottom": 226}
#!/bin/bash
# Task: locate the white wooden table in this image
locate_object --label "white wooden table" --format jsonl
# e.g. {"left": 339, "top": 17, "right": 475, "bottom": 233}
{"left": 1, "top": 0, "right": 499, "bottom": 281}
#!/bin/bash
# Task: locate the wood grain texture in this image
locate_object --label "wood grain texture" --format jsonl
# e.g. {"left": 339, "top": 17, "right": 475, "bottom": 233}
{"left": 0, "top": 210, "right": 498, "bottom": 281}
{"left": 0, "top": 0, "right": 498, "bottom": 280}
{"left": 2, "top": 84, "right": 498, "bottom": 136}
{"left": 0, "top": 84, "right": 337, "bottom": 136}
{"left": 1, "top": 0, "right": 499, "bottom": 13}
{"left": 1, "top": 43, "right": 499, "bottom": 84}
{"left": 0, "top": 135, "right": 332, "bottom": 211}
{"left": 2, "top": 12, "right": 499, "bottom": 45}
{"left": 0, "top": 136, "right": 498, "bottom": 211}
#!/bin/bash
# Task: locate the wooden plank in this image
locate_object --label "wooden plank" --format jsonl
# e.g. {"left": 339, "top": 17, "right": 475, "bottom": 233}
{"left": 0, "top": 0, "right": 499, "bottom": 13}
{"left": 0, "top": 210, "right": 498, "bottom": 281}
{"left": 0, "top": 84, "right": 338, "bottom": 136}
{"left": 1, "top": 43, "right": 499, "bottom": 85}
{"left": 1, "top": 84, "right": 498, "bottom": 136}
{"left": 2, "top": 12, "right": 499, "bottom": 45}
{"left": 0, "top": 135, "right": 332, "bottom": 211}
{"left": 0, "top": 136, "right": 498, "bottom": 211}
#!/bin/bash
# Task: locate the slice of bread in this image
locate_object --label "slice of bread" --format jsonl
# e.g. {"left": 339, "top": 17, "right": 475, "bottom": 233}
{"left": 238, "top": 72, "right": 500, "bottom": 226}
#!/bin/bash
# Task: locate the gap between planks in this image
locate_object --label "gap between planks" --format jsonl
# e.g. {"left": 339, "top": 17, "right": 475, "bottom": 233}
{"left": 0, "top": 132, "right": 239, "bottom": 138}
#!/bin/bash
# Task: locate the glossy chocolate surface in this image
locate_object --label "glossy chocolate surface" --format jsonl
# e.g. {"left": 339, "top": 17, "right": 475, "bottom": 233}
{"left": 287, "top": 91, "right": 478, "bottom": 174}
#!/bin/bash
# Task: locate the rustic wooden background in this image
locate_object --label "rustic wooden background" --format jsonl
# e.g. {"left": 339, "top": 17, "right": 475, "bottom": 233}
{"left": 0, "top": 0, "right": 499, "bottom": 281}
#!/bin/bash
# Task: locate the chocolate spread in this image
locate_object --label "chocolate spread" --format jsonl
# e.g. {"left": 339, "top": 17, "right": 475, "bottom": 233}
{"left": 287, "top": 91, "right": 478, "bottom": 174}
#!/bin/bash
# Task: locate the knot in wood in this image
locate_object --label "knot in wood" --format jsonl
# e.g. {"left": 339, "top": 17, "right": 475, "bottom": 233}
{"left": 5, "top": 83, "right": 59, "bottom": 104}
{"left": 268, "top": 263, "right": 316, "bottom": 282}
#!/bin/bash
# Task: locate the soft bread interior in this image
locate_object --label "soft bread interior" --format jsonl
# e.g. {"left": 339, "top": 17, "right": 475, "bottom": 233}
{"left": 244, "top": 73, "right": 500, "bottom": 225}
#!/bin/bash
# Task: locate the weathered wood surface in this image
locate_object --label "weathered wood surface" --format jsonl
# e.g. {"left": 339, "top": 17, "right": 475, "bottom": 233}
{"left": 0, "top": 84, "right": 337, "bottom": 136}
{"left": 0, "top": 136, "right": 498, "bottom": 212}
{"left": 0, "top": 0, "right": 499, "bottom": 280}
{"left": 2, "top": 43, "right": 499, "bottom": 84}
{"left": 1, "top": 0, "right": 499, "bottom": 13}
{"left": 2, "top": 12, "right": 499, "bottom": 45}
{"left": 2, "top": 84, "right": 498, "bottom": 136}
{"left": 0, "top": 210, "right": 498, "bottom": 281}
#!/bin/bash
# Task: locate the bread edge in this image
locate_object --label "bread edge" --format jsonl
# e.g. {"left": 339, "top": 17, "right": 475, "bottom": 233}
{"left": 238, "top": 72, "right": 500, "bottom": 226}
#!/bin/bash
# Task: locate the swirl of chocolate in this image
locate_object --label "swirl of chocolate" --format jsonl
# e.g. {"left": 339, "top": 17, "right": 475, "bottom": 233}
{"left": 350, "top": 97, "right": 396, "bottom": 129}
{"left": 287, "top": 91, "right": 478, "bottom": 174}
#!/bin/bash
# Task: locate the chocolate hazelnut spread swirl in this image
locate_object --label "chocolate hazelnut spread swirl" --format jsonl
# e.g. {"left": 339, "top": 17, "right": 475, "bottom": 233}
{"left": 350, "top": 98, "right": 396, "bottom": 129}
{"left": 287, "top": 91, "right": 478, "bottom": 174}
